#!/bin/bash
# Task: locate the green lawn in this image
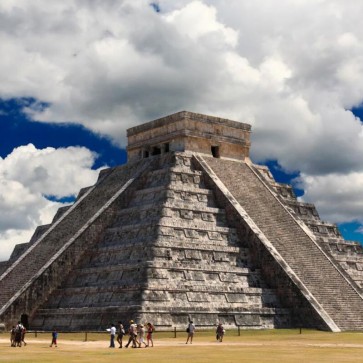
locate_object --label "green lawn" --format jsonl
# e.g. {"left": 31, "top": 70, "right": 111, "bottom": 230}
{"left": 1, "top": 329, "right": 363, "bottom": 362}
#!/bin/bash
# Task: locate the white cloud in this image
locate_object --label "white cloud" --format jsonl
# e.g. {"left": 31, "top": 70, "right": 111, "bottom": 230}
{"left": 165, "top": 1, "right": 238, "bottom": 47}
{"left": 0, "top": 144, "right": 99, "bottom": 197}
{"left": 0, "top": 0, "right": 363, "bottom": 241}
{"left": 297, "top": 172, "right": 363, "bottom": 225}
{"left": 0, "top": 145, "right": 102, "bottom": 261}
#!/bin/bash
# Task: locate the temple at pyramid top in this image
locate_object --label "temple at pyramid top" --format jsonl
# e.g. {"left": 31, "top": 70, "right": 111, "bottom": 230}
{"left": 127, "top": 111, "right": 251, "bottom": 162}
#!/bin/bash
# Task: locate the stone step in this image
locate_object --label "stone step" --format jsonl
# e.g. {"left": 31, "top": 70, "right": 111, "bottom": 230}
{"left": 47, "top": 284, "right": 267, "bottom": 296}
{"left": 91, "top": 241, "right": 242, "bottom": 254}
{"left": 33, "top": 305, "right": 283, "bottom": 316}
{"left": 67, "top": 261, "right": 252, "bottom": 275}
{"left": 103, "top": 220, "right": 235, "bottom": 237}
{"left": 115, "top": 201, "right": 225, "bottom": 217}
{"left": 129, "top": 187, "right": 215, "bottom": 207}
{"left": 98, "top": 232, "right": 238, "bottom": 249}
{"left": 144, "top": 166, "right": 204, "bottom": 189}
{"left": 81, "top": 247, "right": 243, "bottom": 267}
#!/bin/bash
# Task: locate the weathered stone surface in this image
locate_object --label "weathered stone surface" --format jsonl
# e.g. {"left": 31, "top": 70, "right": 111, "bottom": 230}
{"left": 127, "top": 111, "right": 251, "bottom": 162}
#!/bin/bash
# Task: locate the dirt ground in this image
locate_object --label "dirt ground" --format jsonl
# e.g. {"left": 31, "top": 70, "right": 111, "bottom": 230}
{"left": 2, "top": 335, "right": 363, "bottom": 348}
{"left": 2, "top": 331, "right": 363, "bottom": 363}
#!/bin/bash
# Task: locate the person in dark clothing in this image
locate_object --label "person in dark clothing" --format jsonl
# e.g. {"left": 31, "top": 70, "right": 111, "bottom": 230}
{"left": 50, "top": 329, "right": 58, "bottom": 347}
{"left": 117, "top": 322, "right": 125, "bottom": 348}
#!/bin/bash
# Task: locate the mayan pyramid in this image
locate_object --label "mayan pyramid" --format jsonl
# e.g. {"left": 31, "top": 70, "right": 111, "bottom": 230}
{"left": 1, "top": 111, "right": 363, "bottom": 332}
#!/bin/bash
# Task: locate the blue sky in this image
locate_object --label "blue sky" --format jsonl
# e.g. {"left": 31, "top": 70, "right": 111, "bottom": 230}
{"left": 1, "top": 1, "right": 363, "bottom": 260}
{"left": 0, "top": 98, "right": 126, "bottom": 171}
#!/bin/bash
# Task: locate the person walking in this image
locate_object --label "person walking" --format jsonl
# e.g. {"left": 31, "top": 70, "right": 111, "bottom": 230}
{"left": 10, "top": 326, "right": 16, "bottom": 347}
{"left": 21, "top": 326, "right": 27, "bottom": 346}
{"left": 125, "top": 320, "right": 137, "bottom": 348}
{"left": 117, "top": 321, "right": 125, "bottom": 348}
{"left": 137, "top": 324, "right": 147, "bottom": 348}
{"left": 14, "top": 322, "right": 23, "bottom": 347}
{"left": 109, "top": 323, "right": 116, "bottom": 348}
{"left": 185, "top": 321, "right": 195, "bottom": 344}
{"left": 146, "top": 322, "right": 154, "bottom": 347}
{"left": 216, "top": 323, "right": 225, "bottom": 342}
{"left": 50, "top": 329, "right": 58, "bottom": 347}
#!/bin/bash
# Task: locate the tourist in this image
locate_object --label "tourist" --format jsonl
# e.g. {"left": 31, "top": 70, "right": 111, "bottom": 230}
{"left": 185, "top": 320, "right": 195, "bottom": 344}
{"left": 50, "top": 329, "right": 58, "bottom": 347}
{"left": 14, "top": 321, "right": 23, "bottom": 347}
{"left": 216, "top": 323, "right": 225, "bottom": 342}
{"left": 117, "top": 321, "right": 125, "bottom": 348}
{"left": 137, "top": 324, "right": 147, "bottom": 348}
{"left": 21, "top": 326, "right": 27, "bottom": 346}
{"left": 10, "top": 326, "right": 16, "bottom": 347}
{"left": 146, "top": 322, "right": 154, "bottom": 347}
{"left": 109, "top": 323, "right": 116, "bottom": 348}
{"left": 125, "top": 320, "right": 137, "bottom": 348}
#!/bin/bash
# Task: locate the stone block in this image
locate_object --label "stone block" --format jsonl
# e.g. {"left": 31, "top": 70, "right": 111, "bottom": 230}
{"left": 235, "top": 314, "right": 261, "bottom": 326}
{"left": 143, "top": 291, "right": 169, "bottom": 301}
{"left": 187, "top": 292, "right": 210, "bottom": 302}
{"left": 226, "top": 294, "right": 248, "bottom": 303}
{"left": 185, "top": 250, "right": 202, "bottom": 260}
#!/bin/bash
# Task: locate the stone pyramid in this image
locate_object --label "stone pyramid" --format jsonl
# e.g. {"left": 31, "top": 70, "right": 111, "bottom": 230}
{"left": 1, "top": 111, "right": 363, "bottom": 332}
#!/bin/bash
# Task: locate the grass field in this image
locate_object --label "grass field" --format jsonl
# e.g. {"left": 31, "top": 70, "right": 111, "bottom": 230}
{"left": 1, "top": 329, "right": 363, "bottom": 362}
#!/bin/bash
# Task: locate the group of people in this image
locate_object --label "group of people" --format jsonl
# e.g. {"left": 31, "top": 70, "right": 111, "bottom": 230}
{"left": 10, "top": 322, "right": 27, "bottom": 347}
{"left": 109, "top": 320, "right": 225, "bottom": 348}
{"left": 10, "top": 319, "right": 225, "bottom": 348}
{"left": 185, "top": 321, "right": 225, "bottom": 344}
{"left": 108, "top": 321, "right": 155, "bottom": 348}
{"left": 10, "top": 322, "right": 57, "bottom": 348}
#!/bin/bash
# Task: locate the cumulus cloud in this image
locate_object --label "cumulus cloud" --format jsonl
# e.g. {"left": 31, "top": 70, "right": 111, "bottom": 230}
{"left": 297, "top": 171, "right": 363, "bottom": 225}
{"left": 0, "top": 144, "right": 102, "bottom": 260}
{"left": 0, "top": 0, "right": 363, "bottom": 241}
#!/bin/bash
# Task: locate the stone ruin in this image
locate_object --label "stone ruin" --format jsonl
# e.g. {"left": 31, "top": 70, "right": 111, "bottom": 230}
{"left": 1, "top": 110, "right": 363, "bottom": 332}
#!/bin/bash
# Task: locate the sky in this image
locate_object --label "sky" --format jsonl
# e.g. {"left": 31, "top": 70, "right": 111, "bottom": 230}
{"left": 1, "top": 0, "right": 363, "bottom": 261}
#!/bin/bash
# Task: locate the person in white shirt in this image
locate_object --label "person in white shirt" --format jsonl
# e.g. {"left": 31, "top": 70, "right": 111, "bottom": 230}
{"left": 137, "top": 324, "right": 147, "bottom": 348}
{"left": 185, "top": 321, "right": 196, "bottom": 344}
{"left": 125, "top": 320, "right": 137, "bottom": 348}
{"left": 109, "top": 324, "right": 116, "bottom": 348}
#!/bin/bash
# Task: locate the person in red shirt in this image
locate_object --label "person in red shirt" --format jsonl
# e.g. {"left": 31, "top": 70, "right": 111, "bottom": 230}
{"left": 146, "top": 322, "right": 154, "bottom": 347}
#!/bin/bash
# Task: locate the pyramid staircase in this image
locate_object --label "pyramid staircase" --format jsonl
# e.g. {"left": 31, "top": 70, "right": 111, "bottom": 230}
{"left": 198, "top": 155, "right": 363, "bottom": 331}
{"left": 251, "top": 164, "right": 363, "bottom": 291}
